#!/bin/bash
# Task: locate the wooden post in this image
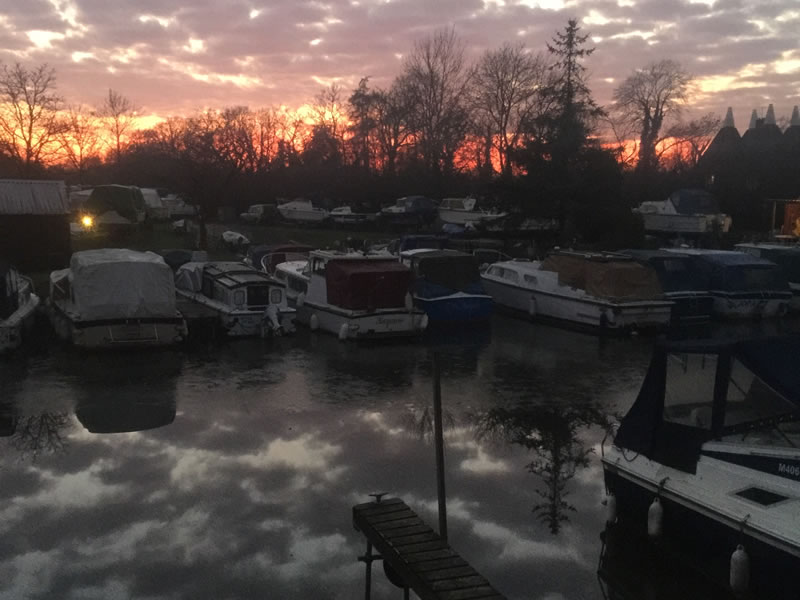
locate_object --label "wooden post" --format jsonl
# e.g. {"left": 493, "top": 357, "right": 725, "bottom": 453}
{"left": 432, "top": 352, "right": 448, "bottom": 542}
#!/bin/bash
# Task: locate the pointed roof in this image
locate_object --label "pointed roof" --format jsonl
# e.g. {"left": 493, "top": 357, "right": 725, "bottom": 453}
{"left": 765, "top": 104, "right": 777, "bottom": 125}
{"left": 722, "top": 107, "right": 735, "bottom": 129}
{"left": 791, "top": 106, "right": 800, "bottom": 127}
{"left": 748, "top": 109, "right": 758, "bottom": 130}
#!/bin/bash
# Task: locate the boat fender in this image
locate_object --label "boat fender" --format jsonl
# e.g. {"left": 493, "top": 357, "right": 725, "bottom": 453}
{"left": 264, "top": 304, "right": 280, "bottom": 332}
{"left": 338, "top": 323, "right": 349, "bottom": 341}
{"left": 404, "top": 292, "right": 413, "bottom": 312}
{"left": 419, "top": 313, "right": 429, "bottom": 331}
{"left": 730, "top": 544, "right": 750, "bottom": 596}
{"left": 647, "top": 497, "right": 663, "bottom": 538}
{"left": 309, "top": 313, "right": 319, "bottom": 331}
{"left": 297, "top": 292, "right": 305, "bottom": 307}
{"left": 604, "top": 493, "right": 617, "bottom": 525}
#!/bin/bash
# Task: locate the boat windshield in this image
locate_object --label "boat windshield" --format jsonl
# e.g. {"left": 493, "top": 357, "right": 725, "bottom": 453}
{"left": 247, "top": 285, "right": 270, "bottom": 309}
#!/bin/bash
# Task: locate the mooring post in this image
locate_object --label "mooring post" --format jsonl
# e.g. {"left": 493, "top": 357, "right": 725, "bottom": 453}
{"left": 432, "top": 352, "right": 448, "bottom": 542}
{"left": 362, "top": 540, "right": 373, "bottom": 600}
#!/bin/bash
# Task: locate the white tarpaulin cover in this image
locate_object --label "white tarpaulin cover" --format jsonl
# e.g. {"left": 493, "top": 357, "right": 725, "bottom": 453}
{"left": 174, "top": 262, "right": 205, "bottom": 293}
{"left": 69, "top": 249, "right": 177, "bottom": 320}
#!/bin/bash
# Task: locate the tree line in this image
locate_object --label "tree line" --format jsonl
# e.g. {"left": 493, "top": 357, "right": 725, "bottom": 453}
{"left": 0, "top": 21, "right": 739, "bottom": 246}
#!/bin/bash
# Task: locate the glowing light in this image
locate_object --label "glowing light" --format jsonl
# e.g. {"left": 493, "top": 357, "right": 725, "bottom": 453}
{"left": 184, "top": 38, "right": 206, "bottom": 54}
{"left": 71, "top": 51, "right": 94, "bottom": 62}
{"left": 81, "top": 215, "right": 93, "bottom": 228}
{"left": 26, "top": 30, "right": 66, "bottom": 49}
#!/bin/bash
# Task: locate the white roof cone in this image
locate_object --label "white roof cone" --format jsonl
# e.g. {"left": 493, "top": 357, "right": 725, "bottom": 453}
{"left": 765, "top": 104, "right": 776, "bottom": 125}
{"left": 722, "top": 107, "right": 735, "bottom": 128}
{"left": 791, "top": 106, "right": 800, "bottom": 127}
{"left": 748, "top": 109, "right": 758, "bottom": 129}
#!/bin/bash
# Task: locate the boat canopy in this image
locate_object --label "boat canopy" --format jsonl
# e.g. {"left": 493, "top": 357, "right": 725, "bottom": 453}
{"left": 614, "top": 336, "right": 800, "bottom": 473}
{"left": 85, "top": 185, "right": 145, "bottom": 223}
{"left": 540, "top": 254, "right": 663, "bottom": 301}
{"left": 249, "top": 244, "right": 313, "bottom": 274}
{"left": 696, "top": 252, "right": 789, "bottom": 291}
{"left": 325, "top": 259, "right": 411, "bottom": 310}
{"left": 176, "top": 262, "right": 270, "bottom": 292}
{"left": 66, "top": 249, "right": 177, "bottom": 320}
{"left": 410, "top": 250, "right": 482, "bottom": 295}
{"left": 744, "top": 246, "right": 800, "bottom": 282}
{"left": 621, "top": 250, "right": 711, "bottom": 292}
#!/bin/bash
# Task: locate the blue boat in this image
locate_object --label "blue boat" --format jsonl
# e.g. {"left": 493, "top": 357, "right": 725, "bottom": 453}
{"left": 400, "top": 249, "right": 493, "bottom": 323}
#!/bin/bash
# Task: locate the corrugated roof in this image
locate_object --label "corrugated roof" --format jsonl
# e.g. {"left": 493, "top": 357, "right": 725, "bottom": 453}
{"left": 0, "top": 179, "right": 69, "bottom": 215}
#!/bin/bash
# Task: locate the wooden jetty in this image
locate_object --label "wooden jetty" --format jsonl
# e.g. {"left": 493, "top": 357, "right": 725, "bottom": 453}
{"left": 353, "top": 496, "right": 506, "bottom": 600}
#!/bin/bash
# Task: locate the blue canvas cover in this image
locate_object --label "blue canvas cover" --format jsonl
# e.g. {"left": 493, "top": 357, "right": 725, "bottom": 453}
{"left": 696, "top": 252, "right": 789, "bottom": 291}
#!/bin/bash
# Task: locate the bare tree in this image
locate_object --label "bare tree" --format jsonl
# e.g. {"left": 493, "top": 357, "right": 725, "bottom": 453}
{"left": 612, "top": 60, "right": 692, "bottom": 175}
{"left": 471, "top": 43, "right": 549, "bottom": 177}
{"left": 400, "top": 27, "right": 472, "bottom": 179}
{"left": 0, "top": 63, "right": 63, "bottom": 176}
{"left": 57, "top": 105, "right": 102, "bottom": 184}
{"left": 374, "top": 81, "right": 414, "bottom": 175}
{"left": 662, "top": 112, "right": 721, "bottom": 171}
{"left": 312, "top": 83, "right": 345, "bottom": 159}
{"left": 100, "top": 88, "right": 139, "bottom": 164}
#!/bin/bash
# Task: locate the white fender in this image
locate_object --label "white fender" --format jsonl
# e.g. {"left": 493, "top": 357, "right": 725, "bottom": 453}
{"left": 338, "top": 323, "right": 349, "bottom": 341}
{"left": 309, "top": 313, "right": 319, "bottom": 331}
{"left": 296, "top": 292, "right": 305, "bottom": 307}
{"left": 404, "top": 292, "right": 414, "bottom": 312}
{"left": 647, "top": 497, "right": 663, "bottom": 538}
{"left": 604, "top": 493, "right": 617, "bottom": 525}
{"left": 730, "top": 544, "right": 750, "bottom": 596}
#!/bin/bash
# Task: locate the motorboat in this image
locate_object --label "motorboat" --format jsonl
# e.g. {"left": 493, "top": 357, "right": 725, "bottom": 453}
{"left": 480, "top": 251, "right": 673, "bottom": 333}
{"left": 175, "top": 261, "right": 295, "bottom": 337}
{"left": 665, "top": 249, "right": 791, "bottom": 318}
{"left": 399, "top": 249, "right": 493, "bottom": 323}
{"left": 602, "top": 336, "right": 800, "bottom": 600}
{"left": 329, "top": 206, "right": 376, "bottom": 226}
{"left": 620, "top": 249, "right": 714, "bottom": 322}
{"left": 276, "top": 199, "right": 329, "bottom": 223}
{"left": 379, "top": 196, "right": 438, "bottom": 227}
{"left": 437, "top": 197, "right": 507, "bottom": 226}
{"left": 46, "top": 249, "right": 187, "bottom": 348}
{"left": 735, "top": 243, "right": 800, "bottom": 311}
{"left": 288, "top": 250, "right": 428, "bottom": 340}
{"left": 244, "top": 244, "right": 314, "bottom": 276}
{"left": 636, "top": 189, "right": 732, "bottom": 234}
{"left": 0, "top": 263, "right": 40, "bottom": 353}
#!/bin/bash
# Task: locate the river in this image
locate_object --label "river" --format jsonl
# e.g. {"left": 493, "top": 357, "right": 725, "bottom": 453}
{"left": 1, "top": 315, "right": 797, "bottom": 599}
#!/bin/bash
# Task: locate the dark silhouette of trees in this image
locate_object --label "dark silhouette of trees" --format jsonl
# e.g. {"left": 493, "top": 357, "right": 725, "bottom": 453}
{"left": 0, "top": 63, "right": 63, "bottom": 176}
{"left": 56, "top": 104, "right": 103, "bottom": 185}
{"left": 99, "top": 88, "right": 139, "bottom": 165}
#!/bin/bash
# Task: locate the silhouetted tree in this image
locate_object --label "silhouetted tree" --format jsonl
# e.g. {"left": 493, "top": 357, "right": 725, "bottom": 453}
{"left": 57, "top": 104, "right": 103, "bottom": 184}
{"left": 100, "top": 88, "right": 139, "bottom": 164}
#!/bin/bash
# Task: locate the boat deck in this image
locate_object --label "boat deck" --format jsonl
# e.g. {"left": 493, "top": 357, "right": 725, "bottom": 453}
{"left": 353, "top": 497, "right": 506, "bottom": 600}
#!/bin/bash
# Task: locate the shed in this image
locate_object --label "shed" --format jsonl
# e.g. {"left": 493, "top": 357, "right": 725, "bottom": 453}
{"left": 0, "top": 179, "right": 70, "bottom": 270}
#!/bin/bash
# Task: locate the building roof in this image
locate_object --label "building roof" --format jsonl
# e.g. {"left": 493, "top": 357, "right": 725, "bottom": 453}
{"left": 0, "top": 179, "right": 68, "bottom": 215}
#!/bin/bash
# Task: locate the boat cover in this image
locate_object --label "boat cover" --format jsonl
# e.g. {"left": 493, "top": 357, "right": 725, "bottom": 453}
{"left": 325, "top": 259, "right": 411, "bottom": 310}
{"left": 412, "top": 251, "right": 483, "bottom": 296}
{"left": 85, "top": 185, "right": 145, "bottom": 223}
{"left": 621, "top": 250, "right": 711, "bottom": 292}
{"left": 541, "top": 254, "right": 663, "bottom": 300}
{"left": 696, "top": 252, "right": 789, "bottom": 291}
{"left": 68, "top": 249, "right": 177, "bottom": 320}
{"left": 748, "top": 247, "right": 800, "bottom": 282}
{"left": 175, "top": 262, "right": 205, "bottom": 292}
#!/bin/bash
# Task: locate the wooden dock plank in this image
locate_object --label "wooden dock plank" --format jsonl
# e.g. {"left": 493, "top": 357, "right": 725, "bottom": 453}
{"left": 353, "top": 498, "right": 506, "bottom": 600}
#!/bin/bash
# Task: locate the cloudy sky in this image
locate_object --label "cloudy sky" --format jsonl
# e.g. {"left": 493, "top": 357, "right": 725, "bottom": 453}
{"left": 1, "top": 0, "right": 799, "bottom": 132}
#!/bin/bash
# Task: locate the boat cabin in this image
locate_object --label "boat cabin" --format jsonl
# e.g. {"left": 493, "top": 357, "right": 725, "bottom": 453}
{"left": 246, "top": 244, "right": 314, "bottom": 275}
{"left": 177, "top": 262, "right": 286, "bottom": 312}
{"left": 400, "top": 249, "right": 484, "bottom": 297}
{"left": 614, "top": 337, "right": 800, "bottom": 474}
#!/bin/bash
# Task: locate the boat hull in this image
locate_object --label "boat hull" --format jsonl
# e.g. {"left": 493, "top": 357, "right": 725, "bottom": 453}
{"left": 710, "top": 291, "right": 791, "bottom": 318}
{"left": 277, "top": 207, "right": 329, "bottom": 223}
{"left": 437, "top": 208, "right": 507, "bottom": 226}
{"left": 414, "top": 294, "right": 493, "bottom": 323}
{"left": 0, "top": 294, "right": 40, "bottom": 352}
{"left": 481, "top": 277, "right": 673, "bottom": 333}
{"left": 296, "top": 301, "right": 427, "bottom": 340}
{"left": 176, "top": 290, "right": 295, "bottom": 337}
{"left": 602, "top": 460, "right": 800, "bottom": 600}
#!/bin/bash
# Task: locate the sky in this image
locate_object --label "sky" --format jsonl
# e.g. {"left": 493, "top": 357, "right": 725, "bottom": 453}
{"left": 1, "top": 0, "right": 799, "bottom": 133}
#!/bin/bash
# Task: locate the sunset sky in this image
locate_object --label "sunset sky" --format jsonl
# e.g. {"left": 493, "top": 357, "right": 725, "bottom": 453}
{"left": 2, "top": 0, "right": 799, "bottom": 133}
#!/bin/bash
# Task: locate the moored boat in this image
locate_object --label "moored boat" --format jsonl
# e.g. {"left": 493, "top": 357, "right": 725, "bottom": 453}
{"left": 289, "top": 250, "right": 428, "bottom": 340}
{"left": 399, "top": 249, "right": 493, "bottom": 323}
{"left": 0, "top": 263, "right": 40, "bottom": 353}
{"left": 45, "top": 249, "right": 187, "bottom": 348}
{"left": 329, "top": 206, "right": 376, "bottom": 226}
{"left": 602, "top": 336, "right": 800, "bottom": 600}
{"left": 481, "top": 251, "right": 673, "bottom": 333}
{"left": 437, "top": 197, "right": 507, "bottom": 226}
{"left": 175, "top": 261, "right": 295, "bottom": 337}
{"left": 735, "top": 243, "right": 800, "bottom": 311}
{"left": 379, "top": 196, "right": 438, "bottom": 227}
{"left": 276, "top": 199, "right": 329, "bottom": 223}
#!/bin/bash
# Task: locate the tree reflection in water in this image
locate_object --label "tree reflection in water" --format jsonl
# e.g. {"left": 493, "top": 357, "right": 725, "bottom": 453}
{"left": 10, "top": 413, "right": 72, "bottom": 459}
{"left": 474, "top": 403, "right": 613, "bottom": 534}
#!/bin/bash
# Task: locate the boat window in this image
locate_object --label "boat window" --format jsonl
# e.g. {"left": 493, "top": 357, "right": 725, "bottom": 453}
{"left": 524, "top": 274, "right": 538, "bottom": 285}
{"left": 663, "top": 353, "right": 717, "bottom": 429}
{"left": 247, "top": 285, "right": 269, "bottom": 308}
{"left": 487, "top": 266, "right": 502, "bottom": 277}
{"left": 312, "top": 259, "right": 325, "bottom": 276}
{"left": 289, "top": 278, "right": 306, "bottom": 293}
{"left": 275, "top": 270, "right": 286, "bottom": 281}
{"left": 270, "top": 288, "right": 282, "bottom": 304}
{"left": 233, "top": 290, "right": 245, "bottom": 307}
{"left": 503, "top": 269, "right": 519, "bottom": 283}
{"left": 202, "top": 275, "right": 214, "bottom": 298}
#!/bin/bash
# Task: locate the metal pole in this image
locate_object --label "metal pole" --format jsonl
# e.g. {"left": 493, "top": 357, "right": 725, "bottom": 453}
{"left": 364, "top": 541, "right": 373, "bottom": 600}
{"left": 432, "top": 352, "right": 448, "bottom": 542}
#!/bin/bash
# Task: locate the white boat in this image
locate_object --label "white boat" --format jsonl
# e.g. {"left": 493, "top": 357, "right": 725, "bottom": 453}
{"left": 175, "top": 261, "right": 295, "bottom": 337}
{"left": 281, "top": 250, "right": 428, "bottom": 340}
{"left": 636, "top": 189, "right": 732, "bottom": 234}
{"left": 437, "top": 197, "right": 507, "bottom": 226}
{"left": 480, "top": 252, "right": 673, "bottom": 333}
{"left": 329, "top": 206, "right": 376, "bottom": 226}
{"left": 664, "top": 248, "right": 792, "bottom": 318}
{"left": 277, "top": 199, "right": 329, "bottom": 223}
{"left": 735, "top": 243, "right": 800, "bottom": 311}
{"left": 603, "top": 336, "right": 800, "bottom": 599}
{"left": 46, "top": 249, "right": 187, "bottom": 348}
{"left": 0, "top": 263, "right": 40, "bottom": 353}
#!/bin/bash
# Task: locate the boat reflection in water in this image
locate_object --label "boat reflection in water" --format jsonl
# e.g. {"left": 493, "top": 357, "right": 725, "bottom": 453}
{"left": 76, "top": 396, "right": 176, "bottom": 434}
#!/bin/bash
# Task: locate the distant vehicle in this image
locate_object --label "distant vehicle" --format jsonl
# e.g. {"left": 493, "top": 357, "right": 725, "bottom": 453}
{"left": 379, "top": 196, "right": 438, "bottom": 226}
{"left": 239, "top": 203, "right": 276, "bottom": 224}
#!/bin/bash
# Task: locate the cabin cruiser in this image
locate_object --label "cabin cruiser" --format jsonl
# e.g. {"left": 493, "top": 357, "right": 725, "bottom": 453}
{"left": 735, "top": 243, "right": 800, "bottom": 311}
{"left": 481, "top": 252, "right": 673, "bottom": 333}
{"left": 379, "top": 196, "right": 438, "bottom": 227}
{"left": 329, "top": 206, "right": 376, "bottom": 226}
{"left": 243, "top": 244, "right": 314, "bottom": 276}
{"left": 665, "top": 249, "right": 791, "bottom": 318}
{"left": 46, "top": 249, "right": 187, "bottom": 348}
{"left": 400, "top": 249, "right": 493, "bottom": 323}
{"left": 281, "top": 250, "right": 428, "bottom": 340}
{"left": 620, "top": 249, "right": 713, "bottom": 322}
{"left": 0, "top": 263, "right": 40, "bottom": 353}
{"left": 437, "top": 197, "right": 507, "bottom": 226}
{"left": 276, "top": 199, "right": 329, "bottom": 223}
{"left": 175, "top": 262, "right": 295, "bottom": 337}
{"left": 602, "top": 336, "right": 800, "bottom": 600}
